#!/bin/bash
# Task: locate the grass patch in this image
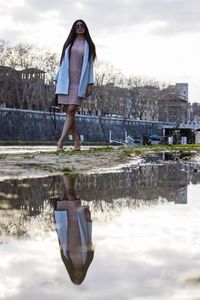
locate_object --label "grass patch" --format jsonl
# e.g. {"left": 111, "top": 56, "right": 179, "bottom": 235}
{"left": 122, "top": 148, "right": 134, "bottom": 157}
{"left": 133, "top": 149, "right": 142, "bottom": 156}
{"left": 59, "top": 146, "right": 114, "bottom": 155}
{"left": 132, "top": 144, "right": 200, "bottom": 153}
{"left": 0, "top": 141, "right": 109, "bottom": 146}
{"left": 179, "top": 150, "right": 196, "bottom": 159}
{"left": 16, "top": 163, "right": 38, "bottom": 168}
{"left": 83, "top": 146, "right": 114, "bottom": 153}
{"left": 60, "top": 166, "right": 76, "bottom": 174}
{"left": 119, "top": 144, "right": 200, "bottom": 160}
{"left": 16, "top": 163, "right": 55, "bottom": 173}
{"left": 122, "top": 147, "right": 142, "bottom": 157}
{"left": 22, "top": 154, "right": 36, "bottom": 159}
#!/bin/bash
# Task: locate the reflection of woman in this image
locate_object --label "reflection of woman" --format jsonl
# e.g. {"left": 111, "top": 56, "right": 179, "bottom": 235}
{"left": 53, "top": 175, "right": 94, "bottom": 285}
{"left": 55, "top": 19, "right": 96, "bottom": 150}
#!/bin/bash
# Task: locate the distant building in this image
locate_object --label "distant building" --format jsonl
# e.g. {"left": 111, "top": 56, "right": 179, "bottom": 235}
{"left": 18, "top": 68, "right": 47, "bottom": 111}
{"left": 0, "top": 65, "right": 52, "bottom": 111}
{"left": 140, "top": 86, "right": 160, "bottom": 121}
{"left": 174, "top": 83, "right": 188, "bottom": 101}
{"left": 0, "top": 65, "right": 191, "bottom": 122}
{"left": 158, "top": 83, "right": 188, "bottom": 124}
{"left": 90, "top": 82, "right": 189, "bottom": 122}
{"left": 0, "top": 66, "right": 20, "bottom": 108}
{"left": 188, "top": 102, "right": 200, "bottom": 123}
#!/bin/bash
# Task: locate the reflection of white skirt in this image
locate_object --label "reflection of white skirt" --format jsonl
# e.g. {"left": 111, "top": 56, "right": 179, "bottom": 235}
{"left": 55, "top": 204, "right": 92, "bottom": 261}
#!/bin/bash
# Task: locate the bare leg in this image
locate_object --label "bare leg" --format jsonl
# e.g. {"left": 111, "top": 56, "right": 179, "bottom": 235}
{"left": 70, "top": 118, "right": 81, "bottom": 150}
{"left": 57, "top": 105, "right": 80, "bottom": 149}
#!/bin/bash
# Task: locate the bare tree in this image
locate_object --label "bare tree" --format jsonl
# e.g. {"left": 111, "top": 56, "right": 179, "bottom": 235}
{"left": 89, "top": 63, "right": 126, "bottom": 116}
{"left": 0, "top": 41, "right": 58, "bottom": 79}
{"left": 127, "top": 76, "right": 167, "bottom": 120}
{"left": 0, "top": 40, "right": 58, "bottom": 110}
{"left": 0, "top": 41, "right": 170, "bottom": 117}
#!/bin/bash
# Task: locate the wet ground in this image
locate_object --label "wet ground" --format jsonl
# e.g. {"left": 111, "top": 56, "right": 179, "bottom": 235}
{"left": 0, "top": 145, "right": 103, "bottom": 155}
{"left": 0, "top": 145, "right": 134, "bottom": 181}
{"left": 1, "top": 155, "right": 200, "bottom": 300}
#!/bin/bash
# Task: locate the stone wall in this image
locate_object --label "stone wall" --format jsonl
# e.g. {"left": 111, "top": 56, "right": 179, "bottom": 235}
{"left": 0, "top": 108, "right": 174, "bottom": 143}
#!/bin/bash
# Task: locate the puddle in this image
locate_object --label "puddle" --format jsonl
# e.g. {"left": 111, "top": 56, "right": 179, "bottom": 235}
{"left": 144, "top": 151, "right": 200, "bottom": 163}
{"left": 0, "top": 161, "right": 200, "bottom": 299}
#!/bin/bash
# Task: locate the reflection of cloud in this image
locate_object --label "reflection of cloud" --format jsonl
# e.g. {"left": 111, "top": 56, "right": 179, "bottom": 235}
{"left": 0, "top": 234, "right": 64, "bottom": 300}
{"left": 1, "top": 185, "right": 200, "bottom": 299}
{"left": 0, "top": 275, "right": 21, "bottom": 299}
{"left": 92, "top": 203, "right": 200, "bottom": 298}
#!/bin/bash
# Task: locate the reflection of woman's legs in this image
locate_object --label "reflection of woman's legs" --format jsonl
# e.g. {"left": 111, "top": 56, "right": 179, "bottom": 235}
{"left": 57, "top": 105, "right": 80, "bottom": 149}
{"left": 62, "top": 175, "right": 83, "bottom": 276}
{"left": 63, "top": 175, "right": 77, "bottom": 200}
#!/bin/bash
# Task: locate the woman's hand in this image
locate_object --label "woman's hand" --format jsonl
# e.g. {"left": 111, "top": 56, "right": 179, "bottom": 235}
{"left": 86, "top": 84, "right": 93, "bottom": 97}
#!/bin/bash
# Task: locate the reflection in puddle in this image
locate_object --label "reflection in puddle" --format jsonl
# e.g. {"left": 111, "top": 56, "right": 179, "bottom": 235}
{"left": 52, "top": 175, "right": 94, "bottom": 285}
{"left": 0, "top": 161, "right": 200, "bottom": 299}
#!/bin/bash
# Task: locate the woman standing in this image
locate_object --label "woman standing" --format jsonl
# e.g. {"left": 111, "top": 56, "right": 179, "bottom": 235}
{"left": 55, "top": 19, "right": 96, "bottom": 150}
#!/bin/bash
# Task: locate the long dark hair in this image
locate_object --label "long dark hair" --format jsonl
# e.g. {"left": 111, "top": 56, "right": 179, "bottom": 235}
{"left": 61, "top": 249, "right": 94, "bottom": 285}
{"left": 59, "top": 19, "right": 96, "bottom": 65}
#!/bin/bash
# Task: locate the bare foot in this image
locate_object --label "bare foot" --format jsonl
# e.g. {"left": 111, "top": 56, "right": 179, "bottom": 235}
{"left": 74, "top": 140, "right": 81, "bottom": 151}
{"left": 57, "top": 140, "right": 64, "bottom": 150}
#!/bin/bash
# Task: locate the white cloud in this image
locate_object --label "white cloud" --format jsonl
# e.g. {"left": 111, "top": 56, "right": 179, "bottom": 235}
{"left": 2, "top": 0, "right": 200, "bottom": 36}
{"left": 0, "top": 0, "right": 200, "bottom": 101}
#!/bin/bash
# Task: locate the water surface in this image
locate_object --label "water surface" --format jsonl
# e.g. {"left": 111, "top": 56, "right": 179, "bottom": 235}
{"left": 0, "top": 161, "right": 200, "bottom": 300}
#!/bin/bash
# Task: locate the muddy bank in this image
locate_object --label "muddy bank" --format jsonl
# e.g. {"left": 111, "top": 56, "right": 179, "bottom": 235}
{"left": 0, "top": 145, "right": 200, "bottom": 182}
{"left": 0, "top": 146, "right": 142, "bottom": 181}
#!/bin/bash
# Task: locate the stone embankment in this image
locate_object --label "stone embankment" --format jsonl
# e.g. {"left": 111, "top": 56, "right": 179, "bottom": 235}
{"left": 0, "top": 108, "right": 174, "bottom": 143}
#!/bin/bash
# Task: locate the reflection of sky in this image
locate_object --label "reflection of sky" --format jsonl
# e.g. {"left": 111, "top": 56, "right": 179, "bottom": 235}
{"left": 0, "top": 185, "right": 200, "bottom": 299}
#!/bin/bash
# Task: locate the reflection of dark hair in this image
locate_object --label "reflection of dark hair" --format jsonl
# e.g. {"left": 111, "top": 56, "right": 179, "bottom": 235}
{"left": 59, "top": 19, "right": 96, "bottom": 65}
{"left": 60, "top": 248, "right": 94, "bottom": 285}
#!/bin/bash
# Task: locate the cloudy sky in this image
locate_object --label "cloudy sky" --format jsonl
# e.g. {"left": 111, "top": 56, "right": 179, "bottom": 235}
{"left": 1, "top": 0, "right": 200, "bottom": 102}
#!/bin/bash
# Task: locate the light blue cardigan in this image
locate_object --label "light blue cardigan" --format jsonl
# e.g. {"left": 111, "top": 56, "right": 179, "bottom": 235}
{"left": 55, "top": 40, "right": 94, "bottom": 98}
{"left": 55, "top": 207, "right": 92, "bottom": 260}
